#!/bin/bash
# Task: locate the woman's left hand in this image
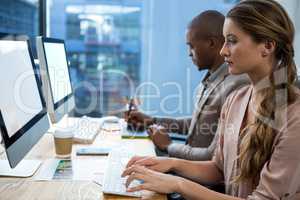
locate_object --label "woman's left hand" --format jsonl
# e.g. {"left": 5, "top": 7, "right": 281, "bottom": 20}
{"left": 124, "top": 165, "right": 183, "bottom": 194}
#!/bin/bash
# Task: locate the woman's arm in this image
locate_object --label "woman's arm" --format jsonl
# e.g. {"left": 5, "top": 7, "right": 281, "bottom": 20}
{"left": 124, "top": 165, "right": 244, "bottom": 200}
{"left": 124, "top": 156, "right": 223, "bottom": 185}
{"left": 171, "top": 159, "right": 224, "bottom": 185}
{"left": 178, "top": 177, "right": 243, "bottom": 200}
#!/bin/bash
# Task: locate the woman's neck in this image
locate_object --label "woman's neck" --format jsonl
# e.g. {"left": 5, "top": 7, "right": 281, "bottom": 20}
{"left": 248, "top": 57, "right": 277, "bottom": 87}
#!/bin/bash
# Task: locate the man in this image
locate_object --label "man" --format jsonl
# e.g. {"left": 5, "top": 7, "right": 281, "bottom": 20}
{"left": 126, "top": 10, "right": 249, "bottom": 160}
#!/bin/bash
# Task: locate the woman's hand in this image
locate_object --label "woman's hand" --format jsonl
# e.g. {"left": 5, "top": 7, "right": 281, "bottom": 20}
{"left": 123, "top": 165, "right": 184, "bottom": 194}
{"left": 123, "top": 156, "right": 175, "bottom": 174}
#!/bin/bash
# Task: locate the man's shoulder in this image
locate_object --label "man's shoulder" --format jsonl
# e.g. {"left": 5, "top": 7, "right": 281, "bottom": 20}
{"left": 216, "top": 73, "right": 250, "bottom": 94}
{"left": 224, "top": 73, "right": 250, "bottom": 85}
{"left": 207, "top": 73, "right": 250, "bottom": 106}
{"left": 219, "top": 73, "right": 250, "bottom": 93}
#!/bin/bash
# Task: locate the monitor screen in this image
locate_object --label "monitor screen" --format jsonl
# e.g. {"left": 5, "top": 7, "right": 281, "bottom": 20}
{"left": 43, "top": 42, "right": 72, "bottom": 105}
{"left": 0, "top": 40, "right": 43, "bottom": 138}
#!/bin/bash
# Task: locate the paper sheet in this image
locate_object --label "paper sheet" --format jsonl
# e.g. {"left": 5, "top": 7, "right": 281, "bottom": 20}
{"left": 34, "top": 159, "right": 107, "bottom": 181}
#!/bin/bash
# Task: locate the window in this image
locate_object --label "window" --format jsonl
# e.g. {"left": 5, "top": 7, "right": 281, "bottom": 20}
{"left": 48, "top": 0, "right": 142, "bottom": 117}
{"left": 47, "top": 0, "right": 239, "bottom": 118}
{"left": 0, "top": 0, "right": 40, "bottom": 57}
{"left": 138, "top": 0, "right": 239, "bottom": 117}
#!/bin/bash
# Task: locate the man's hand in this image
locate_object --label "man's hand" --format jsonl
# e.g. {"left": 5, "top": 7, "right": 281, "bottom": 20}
{"left": 124, "top": 111, "right": 154, "bottom": 130}
{"left": 148, "top": 125, "right": 172, "bottom": 151}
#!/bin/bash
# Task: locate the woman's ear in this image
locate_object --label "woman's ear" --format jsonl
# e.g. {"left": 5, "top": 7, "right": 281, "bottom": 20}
{"left": 262, "top": 40, "right": 276, "bottom": 57}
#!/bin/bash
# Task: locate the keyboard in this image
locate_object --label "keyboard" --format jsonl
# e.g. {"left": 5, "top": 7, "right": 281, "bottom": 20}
{"left": 103, "top": 148, "right": 142, "bottom": 197}
{"left": 49, "top": 116, "right": 121, "bottom": 144}
{"left": 48, "top": 116, "right": 101, "bottom": 144}
{"left": 72, "top": 116, "right": 102, "bottom": 144}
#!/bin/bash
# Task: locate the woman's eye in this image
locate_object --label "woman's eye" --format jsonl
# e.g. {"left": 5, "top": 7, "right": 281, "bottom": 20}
{"left": 225, "top": 39, "right": 237, "bottom": 47}
{"left": 227, "top": 39, "right": 236, "bottom": 44}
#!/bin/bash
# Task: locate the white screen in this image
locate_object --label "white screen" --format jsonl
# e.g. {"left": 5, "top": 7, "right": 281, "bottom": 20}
{"left": 44, "top": 42, "right": 72, "bottom": 104}
{"left": 0, "top": 41, "right": 43, "bottom": 138}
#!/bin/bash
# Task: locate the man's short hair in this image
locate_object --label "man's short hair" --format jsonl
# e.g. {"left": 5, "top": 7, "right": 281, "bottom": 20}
{"left": 188, "top": 10, "right": 225, "bottom": 40}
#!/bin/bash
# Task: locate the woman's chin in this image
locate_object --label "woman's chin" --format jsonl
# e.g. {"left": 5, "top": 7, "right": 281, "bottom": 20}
{"left": 228, "top": 67, "right": 243, "bottom": 75}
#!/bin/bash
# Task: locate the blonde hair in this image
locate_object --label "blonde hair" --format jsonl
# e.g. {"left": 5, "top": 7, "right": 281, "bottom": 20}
{"left": 227, "top": 0, "right": 297, "bottom": 185}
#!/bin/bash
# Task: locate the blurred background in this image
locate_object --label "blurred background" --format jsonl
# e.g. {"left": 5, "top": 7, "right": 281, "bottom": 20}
{"left": 0, "top": 0, "right": 299, "bottom": 118}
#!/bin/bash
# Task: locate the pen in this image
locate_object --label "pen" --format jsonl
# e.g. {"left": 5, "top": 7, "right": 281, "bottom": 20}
{"left": 127, "top": 97, "right": 134, "bottom": 115}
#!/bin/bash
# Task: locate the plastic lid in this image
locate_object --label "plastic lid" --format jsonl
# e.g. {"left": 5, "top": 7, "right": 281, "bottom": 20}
{"left": 53, "top": 128, "right": 74, "bottom": 139}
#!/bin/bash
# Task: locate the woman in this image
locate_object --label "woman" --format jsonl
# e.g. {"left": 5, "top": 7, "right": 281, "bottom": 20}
{"left": 122, "top": 0, "right": 300, "bottom": 199}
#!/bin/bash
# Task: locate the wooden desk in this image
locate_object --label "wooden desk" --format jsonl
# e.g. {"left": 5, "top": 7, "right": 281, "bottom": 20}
{"left": 0, "top": 127, "right": 167, "bottom": 200}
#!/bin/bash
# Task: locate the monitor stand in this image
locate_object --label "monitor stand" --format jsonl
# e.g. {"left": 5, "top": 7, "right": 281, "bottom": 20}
{"left": 0, "top": 135, "right": 4, "bottom": 155}
{"left": 0, "top": 159, "right": 42, "bottom": 177}
{"left": 0, "top": 145, "right": 4, "bottom": 155}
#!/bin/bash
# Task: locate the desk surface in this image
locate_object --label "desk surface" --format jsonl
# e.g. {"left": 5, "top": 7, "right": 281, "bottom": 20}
{"left": 0, "top": 122, "right": 167, "bottom": 200}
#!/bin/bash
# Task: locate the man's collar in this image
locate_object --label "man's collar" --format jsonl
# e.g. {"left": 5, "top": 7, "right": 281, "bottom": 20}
{"left": 202, "top": 63, "right": 228, "bottom": 85}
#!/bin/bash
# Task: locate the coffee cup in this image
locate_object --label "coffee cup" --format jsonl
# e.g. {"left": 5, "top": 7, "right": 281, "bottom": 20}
{"left": 53, "top": 128, "right": 73, "bottom": 158}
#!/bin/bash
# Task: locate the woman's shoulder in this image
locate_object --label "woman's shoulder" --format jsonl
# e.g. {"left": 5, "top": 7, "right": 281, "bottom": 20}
{"left": 224, "top": 85, "right": 251, "bottom": 107}
{"left": 277, "top": 86, "right": 300, "bottom": 133}
{"left": 220, "top": 85, "right": 252, "bottom": 121}
{"left": 288, "top": 86, "right": 300, "bottom": 110}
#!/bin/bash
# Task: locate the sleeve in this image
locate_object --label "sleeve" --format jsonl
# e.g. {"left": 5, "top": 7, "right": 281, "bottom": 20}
{"left": 154, "top": 117, "right": 192, "bottom": 135}
{"left": 168, "top": 74, "right": 250, "bottom": 160}
{"left": 167, "top": 129, "right": 219, "bottom": 161}
{"left": 247, "top": 112, "right": 300, "bottom": 200}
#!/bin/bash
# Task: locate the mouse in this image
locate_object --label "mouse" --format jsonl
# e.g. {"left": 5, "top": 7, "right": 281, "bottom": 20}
{"left": 102, "top": 116, "right": 120, "bottom": 123}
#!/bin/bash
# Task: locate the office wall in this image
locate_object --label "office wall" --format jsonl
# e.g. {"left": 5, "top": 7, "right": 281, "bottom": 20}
{"left": 138, "top": 0, "right": 234, "bottom": 117}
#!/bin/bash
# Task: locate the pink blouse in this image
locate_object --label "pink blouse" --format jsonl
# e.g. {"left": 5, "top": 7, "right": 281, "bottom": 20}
{"left": 213, "top": 86, "right": 300, "bottom": 199}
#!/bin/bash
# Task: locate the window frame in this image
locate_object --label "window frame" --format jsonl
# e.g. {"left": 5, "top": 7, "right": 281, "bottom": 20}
{"left": 39, "top": 0, "right": 46, "bottom": 36}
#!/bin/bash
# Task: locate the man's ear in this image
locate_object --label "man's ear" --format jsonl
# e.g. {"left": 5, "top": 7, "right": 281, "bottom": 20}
{"left": 208, "top": 37, "right": 217, "bottom": 48}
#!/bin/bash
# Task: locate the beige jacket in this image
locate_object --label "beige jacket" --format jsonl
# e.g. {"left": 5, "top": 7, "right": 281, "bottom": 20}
{"left": 213, "top": 85, "right": 300, "bottom": 199}
{"left": 155, "top": 63, "right": 250, "bottom": 160}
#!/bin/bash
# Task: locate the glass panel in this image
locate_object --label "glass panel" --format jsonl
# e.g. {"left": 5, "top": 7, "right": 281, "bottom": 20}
{"left": 0, "top": 0, "right": 40, "bottom": 57}
{"left": 138, "top": 0, "right": 240, "bottom": 117}
{"left": 48, "top": 0, "right": 241, "bottom": 118}
{"left": 48, "top": 0, "right": 141, "bottom": 117}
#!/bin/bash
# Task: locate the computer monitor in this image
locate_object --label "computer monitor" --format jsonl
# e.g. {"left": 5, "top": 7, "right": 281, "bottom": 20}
{"left": 0, "top": 38, "right": 50, "bottom": 176}
{"left": 36, "top": 37, "right": 75, "bottom": 124}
